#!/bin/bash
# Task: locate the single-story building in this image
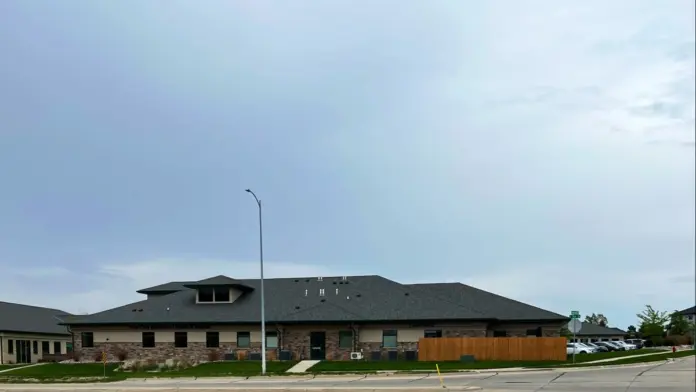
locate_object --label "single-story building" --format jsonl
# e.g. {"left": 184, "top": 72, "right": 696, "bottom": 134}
{"left": 0, "top": 301, "right": 73, "bottom": 364}
{"left": 678, "top": 306, "right": 696, "bottom": 324}
{"left": 567, "top": 322, "right": 626, "bottom": 343}
{"left": 62, "top": 275, "right": 569, "bottom": 362}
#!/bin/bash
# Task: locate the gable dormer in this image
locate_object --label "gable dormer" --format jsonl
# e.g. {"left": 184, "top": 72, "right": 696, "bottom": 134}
{"left": 183, "top": 275, "right": 254, "bottom": 304}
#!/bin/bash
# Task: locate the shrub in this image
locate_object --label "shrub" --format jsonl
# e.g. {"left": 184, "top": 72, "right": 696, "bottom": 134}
{"left": 207, "top": 350, "right": 220, "bottom": 362}
{"left": 93, "top": 351, "right": 104, "bottom": 362}
{"left": 115, "top": 348, "right": 128, "bottom": 361}
{"left": 70, "top": 351, "right": 81, "bottom": 361}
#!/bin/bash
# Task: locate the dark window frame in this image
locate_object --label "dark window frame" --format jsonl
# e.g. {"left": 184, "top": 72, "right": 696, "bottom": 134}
{"left": 7, "top": 340, "right": 13, "bottom": 354}
{"left": 41, "top": 341, "right": 50, "bottom": 354}
{"left": 206, "top": 332, "right": 220, "bottom": 348}
{"left": 213, "top": 287, "right": 231, "bottom": 302}
{"left": 237, "top": 332, "right": 251, "bottom": 348}
{"left": 424, "top": 329, "right": 442, "bottom": 338}
{"left": 53, "top": 341, "right": 61, "bottom": 354}
{"left": 198, "top": 287, "right": 214, "bottom": 302}
{"left": 382, "top": 330, "right": 398, "bottom": 348}
{"left": 266, "top": 331, "right": 278, "bottom": 348}
{"left": 338, "top": 330, "right": 353, "bottom": 349}
{"left": 174, "top": 332, "right": 187, "bottom": 348}
{"left": 81, "top": 332, "right": 94, "bottom": 348}
{"left": 493, "top": 330, "right": 507, "bottom": 337}
{"left": 32, "top": 341, "right": 38, "bottom": 354}
{"left": 142, "top": 332, "right": 156, "bottom": 348}
{"left": 526, "top": 327, "right": 542, "bottom": 337}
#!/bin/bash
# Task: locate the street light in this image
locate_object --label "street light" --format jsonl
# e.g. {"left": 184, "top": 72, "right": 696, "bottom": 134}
{"left": 245, "top": 189, "right": 267, "bottom": 375}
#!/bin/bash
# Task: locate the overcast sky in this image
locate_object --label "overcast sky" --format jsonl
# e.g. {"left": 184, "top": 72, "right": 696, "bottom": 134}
{"left": 1, "top": 0, "right": 694, "bottom": 330}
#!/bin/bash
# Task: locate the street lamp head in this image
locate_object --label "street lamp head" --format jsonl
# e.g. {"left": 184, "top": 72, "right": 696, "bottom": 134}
{"left": 245, "top": 189, "right": 251, "bottom": 193}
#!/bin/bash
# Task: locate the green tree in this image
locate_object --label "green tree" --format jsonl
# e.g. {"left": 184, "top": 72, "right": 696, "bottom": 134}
{"left": 667, "top": 311, "right": 691, "bottom": 336}
{"left": 626, "top": 325, "right": 638, "bottom": 338}
{"left": 560, "top": 326, "right": 571, "bottom": 338}
{"left": 637, "top": 305, "right": 669, "bottom": 338}
{"left": 584, "top": 313, "right": 608, "bottom": 327}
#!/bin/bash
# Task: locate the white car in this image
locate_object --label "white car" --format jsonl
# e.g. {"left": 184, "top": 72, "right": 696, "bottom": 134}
{"left": 615, "top": 341, "right": 637, "bottom": 350}
{"left": 566, "top": 342, "right": 595, "bottom": 355}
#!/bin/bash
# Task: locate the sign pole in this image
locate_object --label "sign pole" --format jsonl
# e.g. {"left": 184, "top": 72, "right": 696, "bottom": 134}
{"left": 572, "top": 331, "right": 576, "bottom": 364}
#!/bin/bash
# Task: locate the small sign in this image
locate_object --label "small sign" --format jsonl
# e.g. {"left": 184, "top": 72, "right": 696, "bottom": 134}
{"left": 570, "top": 311, "right": 580, "bottom": 319}
{"left": 102, "top": 351, "right": 107, "bottom": 364}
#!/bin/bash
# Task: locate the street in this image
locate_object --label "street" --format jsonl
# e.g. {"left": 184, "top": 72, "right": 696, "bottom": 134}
{"left": 0, "top": 357, "right": 693, "bottom": 391}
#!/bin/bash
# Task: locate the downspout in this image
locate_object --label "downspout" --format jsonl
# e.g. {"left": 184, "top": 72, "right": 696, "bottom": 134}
{"left": 1, "top": 332, "right": 4, "bottom": 364}
{"left": 350, "top": 323, "right": 358, "bottom": 352}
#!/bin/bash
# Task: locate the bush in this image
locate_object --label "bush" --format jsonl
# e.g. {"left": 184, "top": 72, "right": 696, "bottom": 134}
{"left": 665, "top": 335, "right": 690, "bottom": 346}
{"left": 93, "top": 351, "right": 104, "bottom": 362}
{"left": 207, "top": 350, "right": 221, "bottom": 362}
{"left": 115, "top": 348, "right": 128, "bottom": 361}
{"left": 70, "top": 351, "right": 81, "bottom": 361}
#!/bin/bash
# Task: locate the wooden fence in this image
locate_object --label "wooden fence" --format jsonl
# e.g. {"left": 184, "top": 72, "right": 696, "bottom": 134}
{"left": 418, "top": 337, "right": 567, "bottom": 361}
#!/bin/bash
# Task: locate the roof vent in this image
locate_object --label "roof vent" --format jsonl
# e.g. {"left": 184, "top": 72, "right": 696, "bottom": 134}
{"left": 342, "top": 276, "right": 347, "bottom": 281}
{"left": 319, "top": 289, "right": 325, "bottom": 297}
{"left": 320, "top": 299, "right": 326, "bottom": 303}
{"left": 295, "top": 306, "right": 300, "bottom": 310}
{"left": 305, "top": 289, "right": 308, "bottom": 297}
{"left": 332, "top": 281, "right": 337, "bottom": 285}
{"left": 305, "top": 279, "right": 309, "bottom": 282}
{"left": 346, "top": 296, "right": 350, "bottom": 300}
{"left": 339, "top": 281, "right": 344, "bottom": 285}
{"left": 138, "top": 309, "right": 143, "bottom": 312}
{"left": 318, "top": 276, "right": 323, "bottom": 281}
{"left": 356, "top": 294, "right": 362, "bottom": 298}
{"left": 294, "top": 279, "right": 299, "bottom": 283}
{"left": 131, "top": 309, "right": 137, "bottom": 312}
{"left": 335, "top": 288, "right": 339, "bottom": 295}
{"left": 404, "top": 293, "right": 410, "bottom": 296}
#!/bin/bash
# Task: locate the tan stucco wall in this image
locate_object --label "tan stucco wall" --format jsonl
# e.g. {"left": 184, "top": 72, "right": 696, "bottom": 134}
{"left": 72, "top": 328, "right": 264, "bottom": 345}
{"left": 0, "top": 333, "right": 71, "bottom": 364}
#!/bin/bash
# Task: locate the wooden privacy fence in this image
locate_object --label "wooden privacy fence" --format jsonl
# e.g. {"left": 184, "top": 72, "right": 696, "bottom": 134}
{"left": 418, "top": 337, "right": 567, "bottom": 361}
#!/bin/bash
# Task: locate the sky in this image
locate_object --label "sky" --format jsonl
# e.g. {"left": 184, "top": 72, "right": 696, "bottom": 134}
{"left": 0, "top": 0, "right": 694, "bottom": 330}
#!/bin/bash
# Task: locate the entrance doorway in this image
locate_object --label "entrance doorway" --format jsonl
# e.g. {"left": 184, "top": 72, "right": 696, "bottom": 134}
{"left": 309, "top": 332, "right": 326, "bottom": 360}
{"left": 15, "top": 340, "right": 31, "bottom": 363}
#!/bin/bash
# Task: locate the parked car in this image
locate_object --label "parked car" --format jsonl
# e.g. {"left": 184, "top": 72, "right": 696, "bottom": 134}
{"left": 615, "top": 341, "right": 637, "bottom": 350}
{"left": 599, "top": 341, "right": 624, "bottom": 351}
{"left": 567, "top": 342, "right": 595, "bottom": 355}
{"left": 592, "top": 341, "right": 617, "bottom": 351}
{"left": 625, "top": 339, "right": 645, "bottom": 349}
{"left": 584, "top": 342, "right": 609, "bottom": 352}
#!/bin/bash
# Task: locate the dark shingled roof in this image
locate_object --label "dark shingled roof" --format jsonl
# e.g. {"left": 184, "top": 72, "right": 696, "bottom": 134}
{"left": 0, "top": 301, "right": 72, "bottom": 335}
{"left": 678, "top": 306, "right": 696, "bottom": 315}
{"left": 570, "top": 322, "right": 626, "bottom": 336}
{"left": 63, "top": 275, "right": 568, "bottom": 326}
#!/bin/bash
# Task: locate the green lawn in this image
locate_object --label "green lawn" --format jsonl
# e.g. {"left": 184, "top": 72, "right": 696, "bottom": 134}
{"left": 0, "top": 365, "right": 24, "bottom": 371}
{"left": 569, "top": 349, "right": 695, "bottom": 367}
{"left": 0, "top": 363, "right": 120, "bottom": 380}
{"left": 567, "top": 348, "right": 663, "bottom": 363}
{"left": 0, "top": 361, "right": 298, "bottom": 382}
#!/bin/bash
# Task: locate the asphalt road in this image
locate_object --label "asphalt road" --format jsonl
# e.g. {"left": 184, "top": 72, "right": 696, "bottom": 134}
{"left": 0, "top": 357, "right": 693, "bottom": 391}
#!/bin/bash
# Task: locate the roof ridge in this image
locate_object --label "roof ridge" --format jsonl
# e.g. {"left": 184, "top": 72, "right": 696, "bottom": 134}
{"left": 0, "top": 301, "right": 71, "bottom": 314}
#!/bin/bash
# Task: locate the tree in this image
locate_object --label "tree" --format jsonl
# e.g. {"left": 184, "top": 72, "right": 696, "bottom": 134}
{"left": 626, "top": 325, "right": 638, "bottom": 338}
{"left": 560, "top": 326, "right": 571, "bottom": 338}
{"left": 667, "top": 311, "right": 691, "bottom": 336}
{"left": 637, "top": 305, "right": 669, "bottom": 338}
{"left": 584, "top": 313, "right": 609, "bottom": 327}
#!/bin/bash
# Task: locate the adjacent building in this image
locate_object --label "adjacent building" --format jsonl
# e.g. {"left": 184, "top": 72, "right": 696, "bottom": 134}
{"left": 0, "top": 301, "right": 73, "bottom": 364}
{"left": 62, "top": 275, "right": 569, "bottom": 362}
{"left": 678, "top": 306, "right": 696, "bottom": 324}
{"left": 567, "top": 322, "right": 626, "bottom": 343}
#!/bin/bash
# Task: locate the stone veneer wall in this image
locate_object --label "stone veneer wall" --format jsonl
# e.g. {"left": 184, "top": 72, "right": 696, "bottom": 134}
{"left": 73, "top": 322, "right": 564, "bottom": 362}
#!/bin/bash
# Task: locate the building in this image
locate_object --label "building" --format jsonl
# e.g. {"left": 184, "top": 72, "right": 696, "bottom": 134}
{"left": 0, "top": 301, "right": 73, "bottom": 364}
{"left": 567, "top": 322, "right": 626, "bottom": 343}
{"left": 677, "top": 306, "right": 696, "bottom": 324}
{"left": 62, "top": 275, "right": 569, "bottom": 362}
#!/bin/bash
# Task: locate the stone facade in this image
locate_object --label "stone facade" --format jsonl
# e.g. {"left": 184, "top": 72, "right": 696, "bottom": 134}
{"left": 73, "top": 322, "right": 565, "bottom": 362}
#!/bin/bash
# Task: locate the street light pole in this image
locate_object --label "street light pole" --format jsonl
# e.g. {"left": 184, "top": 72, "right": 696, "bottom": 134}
{"left": 245, "top": 189, "right": 266, "bottom": 375}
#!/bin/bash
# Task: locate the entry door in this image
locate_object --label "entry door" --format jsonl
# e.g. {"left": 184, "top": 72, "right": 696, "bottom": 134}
{"left": 309, "top": 332, "right": 326, "bottom": 360}
{"left": 15, "top": 340, "right": 31, "bottom": 363}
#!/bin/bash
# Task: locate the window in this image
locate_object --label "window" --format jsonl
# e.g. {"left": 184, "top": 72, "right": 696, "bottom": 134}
{"left": 237, "top": 332, "right": 250, "bottom": 348}
{"left": 198, "top": 287, "right": 214, "bottom": 302}
{"left": 214, "top": 287, "right": 230, "bottom": 302}
{"left": 81, "top": 332, "right": 94, "bottom": 348}
{"left": 7, "top": 340, "right": 13, "bottom": 354}
{"left": 174, "top": 332, "right": 187, "bottom": 348}
{"left": 53, "top": 342, "right": 61, "bottom": 354}
{"left": 206, "top": 332, "right": 220, "bottom": 348}
{"left": 338, "top": 331, "right": 353, "bottom": 349}
{"left": 41, "top": 341, "right": 50, "bottom": 354}
{"left": 493, "top": 330, "right": 507, "bottom": 337}
{"left": 382, "top": 330, "right": 397, "bottom": 348}
{"left": 526, "top": 328, "right": 542, "bottom": 337}
{"left": 32, "top": 341, "right": 38, "bottom": 354}
{"left": 266, "top": 332, "right": 278, "bottom": 348}
{"left": 66, "top": 343, "right": 73, "bottom": 353}
{"left": 142, "top": 332, "right": 155, "bottom": 348}
{"left": 424, "top": 330, "right": 442, "bottom": 338}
